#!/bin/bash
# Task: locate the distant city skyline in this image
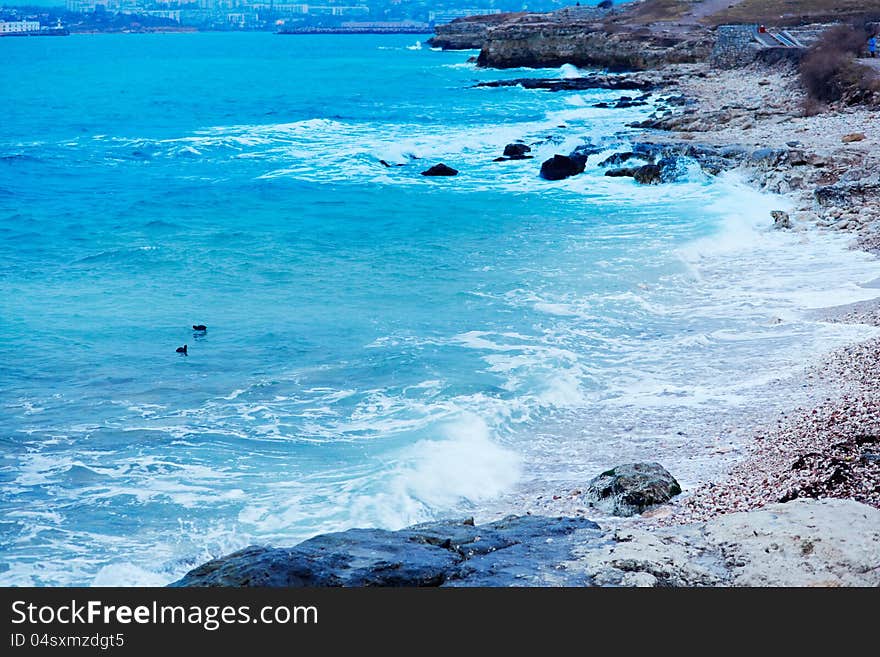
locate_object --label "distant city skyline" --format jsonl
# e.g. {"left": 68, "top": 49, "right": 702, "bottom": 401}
{"left": 3, "top": 0, "right": 592, "bottom": 7}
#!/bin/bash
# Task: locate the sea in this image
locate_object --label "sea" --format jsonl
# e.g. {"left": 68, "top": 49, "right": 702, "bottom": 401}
{"left": 1, "top": 33, "right": 879, "bottom": 586}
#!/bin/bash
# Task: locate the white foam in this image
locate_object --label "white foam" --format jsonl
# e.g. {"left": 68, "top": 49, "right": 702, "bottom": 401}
{"left": 346, "top": 413, "right": 522, "bottom": 528}
{"left": 559, "top": 63, "right": 584, "bottom": 79}
{"left": 92, "top": 564, "right": 170, "bottom": 587}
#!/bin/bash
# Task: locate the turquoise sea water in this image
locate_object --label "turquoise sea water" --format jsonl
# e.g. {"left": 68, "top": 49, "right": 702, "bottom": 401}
{"left": 2, "top": 33, "right": 879, "bottom": 585}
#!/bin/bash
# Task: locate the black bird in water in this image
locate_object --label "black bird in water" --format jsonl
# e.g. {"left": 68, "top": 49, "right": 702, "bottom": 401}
{"left": 192, "top": 324, "right": 207, "bottom": 332}
{"left": 176, "top": 344, "right": 188, "bottom": 355}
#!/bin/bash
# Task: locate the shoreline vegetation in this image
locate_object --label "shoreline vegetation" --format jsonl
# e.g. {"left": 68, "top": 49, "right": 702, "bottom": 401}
{"left": 171, "top": 1, "right": 880, "bottom": 586}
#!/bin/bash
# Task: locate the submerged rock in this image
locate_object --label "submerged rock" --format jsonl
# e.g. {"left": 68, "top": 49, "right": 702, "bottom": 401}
{"left": 585, "top": 462, "right": 681, "bottom": 516}
{"left": 540, "top": 154, "right": 588, "bottom": 181}
{"left": 421, "top": 163, "right": 459, "bottom": 177}
{"left": 475, "top": 74, "right": 657, "bottom": 92}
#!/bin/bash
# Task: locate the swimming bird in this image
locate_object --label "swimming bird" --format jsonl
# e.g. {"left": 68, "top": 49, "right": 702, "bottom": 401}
{"left": 192, "top": 325, "right": 207, "bottom": 331}
{"left": 176, "top": 344, "right": 188, "bottom": 355}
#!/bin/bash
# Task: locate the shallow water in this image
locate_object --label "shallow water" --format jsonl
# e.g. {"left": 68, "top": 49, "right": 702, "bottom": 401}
{"left": 1, "top": 33, "right": 879, "bottom": 586}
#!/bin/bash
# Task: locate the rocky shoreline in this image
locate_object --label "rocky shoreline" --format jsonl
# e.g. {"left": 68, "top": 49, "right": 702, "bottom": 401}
{"left": 173, "top": 499, "right": 880, "bottom": 587}
{"left": 173, "top": 11, "right": 880, "bottom": 587}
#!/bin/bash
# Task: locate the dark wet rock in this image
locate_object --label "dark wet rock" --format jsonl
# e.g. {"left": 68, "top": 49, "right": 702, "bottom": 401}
{"left": 570, "top": 143, "right": 604, "bottom": 158}
{"left": 495, "top": 143, "right": 534, "bottom": 161}
{"left": 172, "top": 499, "right": 880, "bottom": 587}
{"left": 594, "top": 95, "right": 649, "bottom": 109}
{"left": 631, "top": 142, "right": 665, "bottom": 161}
{"left": 540, "top": 154, "right": 588, "bottom": 181}
{"left": 627, "top": 118, "right": 658, "bottom": 129}
{"left": 589, "top": 141, "right": 745, "bottom": 179}
{"left": 503, "top": 143, "right": 532, "bottom": 158}
{"left": 656, "top": 156, "right": 683, "bottom": 182}
{"left": 598, "top": 152, "right": 641, "bottom": 168}
{"left": 633, "top": 164, "right": 663, "bottom": 185}
{"left": 772, "top": 210, "right": 792, "bottom": 230}
{"left": 421, "top": 163, "right": 459, "bottom": 177}
{"left": 475, "top": 74, "right": 656, "bottom": 93}
{"left": 697, "top": 156, "right": 730, "bottom": 176}
{"left": 681, "top": 144, "right": 721, "bottom": 159}
{"left": 171, "top": 515, "right": 603, "bottom": 587}
{"left": 615, "top": 98, "right": 649, "bottom": 109}
{"left": 585, "top": 462, "right": 682, "bottom": 516}
{"left": 604, "top": 167, "right": 640, "bottom": 178}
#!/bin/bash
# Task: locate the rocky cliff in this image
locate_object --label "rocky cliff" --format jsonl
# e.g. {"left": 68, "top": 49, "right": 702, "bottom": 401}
{"left": 427, "top": 12, "right": 525, "bottom": 50}
{"left": 477, "top": 17, "right": 713, "bottom": 70}
{"left": 428, "top": 6, "right": 712, "bottom": 70}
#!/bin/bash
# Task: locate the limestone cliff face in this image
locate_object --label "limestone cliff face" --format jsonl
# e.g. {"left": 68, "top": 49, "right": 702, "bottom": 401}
{"left": 427, "top": 12, "right": 525, "bottom": 50}
{"left": 477, "top": 17, "right": 713, "bottom": 70}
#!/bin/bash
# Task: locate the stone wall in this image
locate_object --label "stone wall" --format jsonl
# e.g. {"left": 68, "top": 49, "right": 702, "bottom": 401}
{"left": 710, "top": 24, "right": 760, "bottom": 68}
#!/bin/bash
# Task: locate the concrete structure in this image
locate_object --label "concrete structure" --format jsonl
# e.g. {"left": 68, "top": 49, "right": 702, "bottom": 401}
{"left": 711, "top": 24, "right": 806, "bottom": 69}
{"left": 0, "top": 20, "right": 40, "bottom": 34}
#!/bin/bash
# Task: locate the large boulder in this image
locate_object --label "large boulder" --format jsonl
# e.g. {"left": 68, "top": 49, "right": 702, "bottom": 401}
{"left": 503, "top": 143, "right": 532, "bottom": 159}
{"left": 171, "top": 499, "right": 880, "bottom": 587}
{"left": 540, "top": 154, "right": 588, "bottom": 180}
{"left": 171, "top": 515, "right": 602, "bottom": 587}
{"left": 585, "top": 462, "right": 681, "bottom": 516}
{"left": 421, "top": 163, "right": 458, "bottom": 177}
{"left": 633, "top": 163, "right": 663, "bottom": 185}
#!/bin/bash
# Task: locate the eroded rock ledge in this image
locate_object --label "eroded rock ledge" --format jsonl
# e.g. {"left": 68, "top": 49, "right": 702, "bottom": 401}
{"left": 171, "top": 498, "right": 880, "bottom": 587}
{"left": 429, "top": 7, "right": 712, "bottom": 70}
{"left": 476, "top": 19, "right": 713, "bottom": 70}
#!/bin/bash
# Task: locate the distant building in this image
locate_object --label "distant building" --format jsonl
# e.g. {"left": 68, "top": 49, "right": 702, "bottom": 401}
{"left": 306, "top": 6, "right": 370, "bottom": 16}
{"left": 144, "top": 9, "right": 181, "bottom": 22}
{"left": 66, "top": 0, "right": 96, "bottom": 12}
{"left": 253, "top": 3, "right": 310, "bottom": 12}
{"left": 340, "top": 21, "right": 428, "bottom": 29}
{"left": 0, "top": 20, "right": 41, "bottom": 33}
{"left": 428, "top": 9, "right": 501, "bottom": 24}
